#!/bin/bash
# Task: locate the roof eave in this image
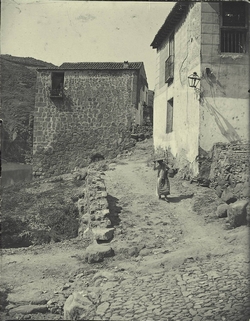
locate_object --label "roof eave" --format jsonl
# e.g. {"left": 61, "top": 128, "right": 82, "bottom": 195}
{"left": 151, "top": 3, "right": 190, "bottom": 49}
{"left": 37, "top": 62, "right": 144, "bottom": 72}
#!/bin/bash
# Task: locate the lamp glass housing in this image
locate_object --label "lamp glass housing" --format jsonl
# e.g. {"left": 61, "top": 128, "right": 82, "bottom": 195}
{"left": 188, "top": 72, "right": 200, "bottom": 88}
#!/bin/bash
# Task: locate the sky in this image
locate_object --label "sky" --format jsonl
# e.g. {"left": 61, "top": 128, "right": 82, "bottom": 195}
{"left": 1, "top": 0, "right": 175, "bottom": 89}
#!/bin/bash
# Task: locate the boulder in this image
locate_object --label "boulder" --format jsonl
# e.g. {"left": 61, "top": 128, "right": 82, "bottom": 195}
{"left": 221, "top": 188, "right": 237, "bottom": 204}
{"left": 139, "top": 248, "right": 152, "bottom": 257}
{"left": 92, "top": 227, "right": 114, "bottom": 241}
{"left": 74, "top": 169, "right": 87, "bottom": 181}
{"left": 216, "top": 204, "right": 229, "bottom": 218}
{"left": 94, "top": 209, "right": 110, "bottom": 221}
{"left": 85, "top": 244, "right": 114, "bottom": 264}
{"left": 81, "top": 214, "right": 89, "bottom": 225}
{"left": 96, "top": 302, "right": 110, "bottom": 316}
{"left": 227, "top": 200, "right": 249, "bottom": 228}
{"left": 215, "top": 186, "right": 223, "bottom": 198}
{"left": 7, "top": 290, "right": 48, "bottom": 306}
{"left": 91, "top": 218, "right": 112, "bottom": 229}
{"left": 92, "top": 271, "right": 117, "bottom": 282}
{"left": 8, "top": 304, "right": 47, "bottom": 316}
{"left": 128, "top": 246, "right": 140, "bottom": 257}
{"left": 217, "top": 177, "right": 228, "bottom": 188}
{"left": 63, "top": 292, "right": 95, "bottom": 320}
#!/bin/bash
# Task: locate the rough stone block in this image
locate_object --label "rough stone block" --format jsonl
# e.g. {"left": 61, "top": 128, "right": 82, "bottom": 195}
{"left": 85, "top": 244, "right": 115, "bottom": 263}
{"left": 221, "top": 188, "right": 237, "bottom": 204}
{"left": 78, "top": 199, "right": 85, "bottom": 214}
{"left": 63, "top": 292, "right": 94, "bottom": 320}
{"left": 216, "top": 203, "right": 229, "bottom": 218}
{"left": 81, "top": 214, "right": 89, "bottom": 225}
{"left": 227, "top": 200, "right": 249, "bottom": 228}
{"left": 101, "top": 218, "right": 112, "bottom": 228}
{"left": 9, "top": 305, "right": 48, "bottom": 316}
{"left": 92, "top": 270, "right": 117, "bottom": 282}
{"left": 215, "top": 185, "right": 223, "bottom": 198}
{"left": 94, "top": 209, "right": 110, "bottom": 220}
{"left": 96, "top": 302, "right": 110, "bottom": 316}
{"left": 92, "top": 227, "right": 115, "bottom": 241}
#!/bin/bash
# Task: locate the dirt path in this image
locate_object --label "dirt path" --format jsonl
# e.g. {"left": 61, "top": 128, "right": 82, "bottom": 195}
{"left": 104, "top": 144, "right": 247, "bottom": 273}
{"left": 1, "top": 139, "right": 249, "bottom": 320}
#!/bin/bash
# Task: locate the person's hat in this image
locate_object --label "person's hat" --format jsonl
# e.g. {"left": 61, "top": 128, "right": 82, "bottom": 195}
{"left": 153, "top": 151, "right": 165, "bottom": 162}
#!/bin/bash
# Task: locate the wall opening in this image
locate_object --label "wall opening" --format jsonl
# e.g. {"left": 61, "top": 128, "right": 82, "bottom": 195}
{"left": 51, "top": 72, "right": 64, "bottom": 98}
{"left": 220, "top": 2, "right": 247, "bottom": 53}
{"left": 165, "top": 33, "right": 175, "bottom": 84}
{"left": 166, "top": 98, "right": 174, "bottom": 134}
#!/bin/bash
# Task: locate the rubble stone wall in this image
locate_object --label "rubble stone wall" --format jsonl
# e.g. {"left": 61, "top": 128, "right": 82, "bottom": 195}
{"left": 33, "top": 69, "right": 139, "bottom": 178}
{"left": 78, "top": 170, "right": 114, "bottom": 243}
{"left": 209, "top": 142, "right": 250, "bottom": 200}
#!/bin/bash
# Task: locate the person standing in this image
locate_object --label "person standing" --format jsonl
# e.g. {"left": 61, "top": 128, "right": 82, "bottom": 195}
{"left": 154, "top": 159, "right": 170, "bottom": 201}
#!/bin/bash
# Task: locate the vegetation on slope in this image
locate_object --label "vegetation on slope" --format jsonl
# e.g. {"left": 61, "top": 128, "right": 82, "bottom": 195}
{"left": 1, "top": 55, "right": 56, "bottom": 163}
{"left": 1, "top": 174, "right": 84, "bottom": 248}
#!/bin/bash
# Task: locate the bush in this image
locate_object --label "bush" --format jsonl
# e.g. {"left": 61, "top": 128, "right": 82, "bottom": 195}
{"left": 1, "top": 216, "right": 32, "bottom": 248}
{"left": 1, "top": 178, "right": 82, "bottom": 248}
{"left": 38, "top": 202, "right": 79, "bottom": 241}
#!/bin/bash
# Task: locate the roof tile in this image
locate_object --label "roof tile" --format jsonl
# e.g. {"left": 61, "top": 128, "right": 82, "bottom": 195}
{"left": 59, "top": 62, "right": 143, "bottom": 70}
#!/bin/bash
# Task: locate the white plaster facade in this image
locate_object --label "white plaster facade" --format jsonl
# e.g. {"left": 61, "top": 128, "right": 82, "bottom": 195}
{"left": 151, "top": 2, "right": 249, "bottom": 176}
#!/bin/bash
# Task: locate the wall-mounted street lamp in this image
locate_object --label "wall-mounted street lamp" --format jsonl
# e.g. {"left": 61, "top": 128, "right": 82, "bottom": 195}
{"left": 188, "top": 72, "right": 200, "bottom": 88}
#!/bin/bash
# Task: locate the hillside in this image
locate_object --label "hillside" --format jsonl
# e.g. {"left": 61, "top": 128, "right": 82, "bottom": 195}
{"left": 1, "top": 55, "right": 57, "bottom": 163}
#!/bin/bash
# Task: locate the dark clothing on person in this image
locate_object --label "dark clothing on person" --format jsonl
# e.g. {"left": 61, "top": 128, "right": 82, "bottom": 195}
{"left": 155, "top": 160, "right": 170, "bottom": 199}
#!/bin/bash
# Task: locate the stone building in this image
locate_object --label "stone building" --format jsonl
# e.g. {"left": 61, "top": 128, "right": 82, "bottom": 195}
{"left": 33, "top": 61, "right": 148, "bottom": 177}
{"left": 151, "top": 2, "right": 249, "bottom": 177}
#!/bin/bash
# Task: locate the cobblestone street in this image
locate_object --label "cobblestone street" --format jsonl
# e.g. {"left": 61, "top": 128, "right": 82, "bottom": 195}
{"left": 89, "top": 253, "right": 250, "bottom": 321}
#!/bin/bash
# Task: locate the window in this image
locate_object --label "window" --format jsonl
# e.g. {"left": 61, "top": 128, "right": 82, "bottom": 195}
{"left": 220, "top": 2, "right": 247, "bottom": 53}
{"left": 165, "top": 33, "right": 174, "bottom": 84}
{"left": 166, "top": 98, "right": 173, "bottom": 134}
{"left": 51, "top": 72, "right": 64, "bottom": 97}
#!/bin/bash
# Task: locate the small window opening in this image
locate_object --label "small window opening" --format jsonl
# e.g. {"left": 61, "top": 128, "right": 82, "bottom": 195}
{"left": 165, "top": 33, "right": 174, "bottom": 84}
{"left": 220, "top": 2, "right": 247, "bottom": 53}
{"left": 51, "top": 72, "right": 64, "bottom": 97}
{"left": 166, "top": 98, "right": 173, "bottom": 134}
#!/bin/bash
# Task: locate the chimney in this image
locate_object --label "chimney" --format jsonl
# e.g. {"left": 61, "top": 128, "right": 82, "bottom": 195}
{"left": 123, "top": 61, "right": 129, "bottom": 69}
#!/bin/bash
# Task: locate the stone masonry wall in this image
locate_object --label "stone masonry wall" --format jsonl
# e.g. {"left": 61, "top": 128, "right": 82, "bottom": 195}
{"left": 162, "top": 141, "right": 249, "bottom": 202}
{"left": 78, "top": 170, "right": 115, "bottom": 263}
{"left": 209, "top": 142, "right": 250, "bottom": 200}
{"left": 33, "top": 69, "right": 138, "bottom": 178}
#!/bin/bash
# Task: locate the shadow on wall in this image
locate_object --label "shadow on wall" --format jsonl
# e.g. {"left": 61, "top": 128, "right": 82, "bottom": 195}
{"left": 203, "top": 100, "right": 241, "bottom": 142}
{"left": 201, "top": 69, "right": 241, "bottom": 142}
{"left": 107, "top": 194, "right": 122, "bottom": 226}
{"left": 204, "top": 68, "right": 226, "bottom": 96}
{"left": 51, "top": 94, "right": 74, "bottom": 112}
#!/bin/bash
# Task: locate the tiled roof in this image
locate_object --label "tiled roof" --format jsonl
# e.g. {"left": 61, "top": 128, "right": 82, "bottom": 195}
{"left": 59, "top": 62, "right": 143, "bottom": 70}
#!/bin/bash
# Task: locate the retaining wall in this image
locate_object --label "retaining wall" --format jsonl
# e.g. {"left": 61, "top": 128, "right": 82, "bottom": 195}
{"left": 78, "top": 170, "right": 114, "bottom": 243}
{"left": 209, "top": 142, "right": 250, "bottom": 200}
